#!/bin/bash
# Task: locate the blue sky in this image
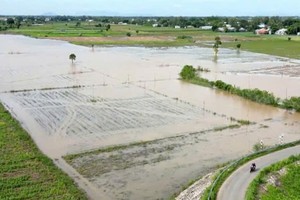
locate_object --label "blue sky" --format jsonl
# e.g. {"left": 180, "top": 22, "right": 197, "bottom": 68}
{"left": 1, "top": 0, "right": 299, "bottom": 16}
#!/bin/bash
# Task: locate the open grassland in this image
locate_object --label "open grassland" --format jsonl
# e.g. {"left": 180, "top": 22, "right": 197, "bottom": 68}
{"left": 0, "top": 104, "right": 87, "bottom": 200}
{"left": 222, "top": 36, "right": 300, "bottom": 59}
{"left": 246, "top": 154, "right": 300, "bottom": 200}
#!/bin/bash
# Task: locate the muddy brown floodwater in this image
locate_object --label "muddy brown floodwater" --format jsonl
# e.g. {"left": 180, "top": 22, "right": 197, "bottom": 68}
{"left": 0, "top": 35, "right": 299, "bottom": 200}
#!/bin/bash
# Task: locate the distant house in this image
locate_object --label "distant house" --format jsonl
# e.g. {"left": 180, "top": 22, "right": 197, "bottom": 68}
{"left": 258, "top": 23, "right": 266, "bottom": 28}
{"left": 118, "top": 22, "right": 128, "bottom": 25}
{"left": 297, "top": 32, "right": 300, "bottom": 36}
{"left": 186, "top": 25, "right": 194, "bottom": 28}
{"left": 239, "top": 27, "right": 246, "bottom": 32}
{"left": 175, "top": 25, "right": 181, "bottom": 29}
{"left": 217, "top": 27, "right": 225, "bottom": 32}
{"left": 275, "top": 28, "right": 288, "bottom": 35}
{"left": 255, "top": 28, "right": 270, "bottom": 35}
{"left": 152, "top": 23, "right": 159, "bottom": 27}
{"left": 200, "top": 26, "right": 212, "bottom": 30}
{"left": 226, "top": 24, "right": 236, "bottom": 32}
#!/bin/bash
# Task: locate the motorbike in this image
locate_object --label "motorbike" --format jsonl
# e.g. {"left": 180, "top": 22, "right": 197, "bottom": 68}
{"left": 250, "top": 163, "right": 256, "bottom": 173}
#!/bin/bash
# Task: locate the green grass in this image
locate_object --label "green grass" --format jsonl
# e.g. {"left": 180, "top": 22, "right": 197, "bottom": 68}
{"left": 0, "top": 104, "right": 87, "bottom": 200}
{"left": 222, "top": 37, "right": 300, "bottom": 59}
{"left": 71, "top": 38, "right": 195, "bottom": 47}
{"left": 246, "top": 154, "right": 300, "bottom": 200}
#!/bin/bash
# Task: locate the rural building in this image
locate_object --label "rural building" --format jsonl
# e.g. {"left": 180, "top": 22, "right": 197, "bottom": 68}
{"left": 275, "top": 28, "right": 288, "bottom": 35}
{"left": 225, "top": 24, "right": 236, "bottom": 32}
{"left": 200, "top": 26, "right": 212, "bottom": 30}
{"left": 258, "top": 23, "right": 266, "bottom": 28}
{"left": 175, "top": 25, "right": 181, "bottom": 29}
{"left": 118, "top": 22, "right": 128, "bottom": 25}
{"left": 186, "top": 25, "right": 194, "bottom": 28}
{"left": 255, "top": 28, "right": 270, "bottom": 35}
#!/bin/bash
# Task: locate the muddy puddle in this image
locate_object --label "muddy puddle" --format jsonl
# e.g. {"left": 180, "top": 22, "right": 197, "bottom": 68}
{"left": 0, "top": 35, "right": 299, "bottom": 200}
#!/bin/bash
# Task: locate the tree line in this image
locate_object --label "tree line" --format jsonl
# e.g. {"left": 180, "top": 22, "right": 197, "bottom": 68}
{"left": 1, "top": 15, "right": 300, "bottom": 34}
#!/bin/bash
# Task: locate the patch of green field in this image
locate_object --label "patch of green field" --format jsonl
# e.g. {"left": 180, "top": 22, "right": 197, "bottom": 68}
{"left": 222, "top": 36, "right": 300, "bottom": 59}
{"left": 0, "top": 104, "right": 87, "bottom": 200}
{"left": 246, "top": 154, "right": 300, "bottom": 200}
{"left": 72, "top": 38, "right": 195, "bottom": 47}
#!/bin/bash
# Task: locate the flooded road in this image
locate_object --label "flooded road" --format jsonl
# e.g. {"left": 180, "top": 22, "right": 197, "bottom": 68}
{"left": 0, "top": 35, "right": 299, "bottom": 199}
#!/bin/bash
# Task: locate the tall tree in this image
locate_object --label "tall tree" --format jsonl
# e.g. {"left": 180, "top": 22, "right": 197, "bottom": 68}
{"left": 69, "top": 53, "right": 76, "bottom": 63}
{"left": 6, "top": 18, "right": 15, "bottom": 28}
{"left": 213, "top": 36, "right": 222, "bottom": 55}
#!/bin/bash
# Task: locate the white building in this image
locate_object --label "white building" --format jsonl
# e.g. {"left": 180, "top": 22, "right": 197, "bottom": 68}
{"left": 200, "top": 26, "right": 212, "bottom": 30}
{"left": 275, "top": 28, "right": 288, "bottom": 35}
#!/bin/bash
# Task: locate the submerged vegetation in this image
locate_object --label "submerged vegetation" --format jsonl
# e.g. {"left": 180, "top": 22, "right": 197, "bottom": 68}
{"left": 179, "top": 65, "right": 300, "bottom": 111}
{"left": 0, "top": 104, "right": 87, "bottom": 199}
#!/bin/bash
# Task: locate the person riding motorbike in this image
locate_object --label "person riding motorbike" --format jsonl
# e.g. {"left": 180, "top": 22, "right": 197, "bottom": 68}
{"left": 250, "top": 163, "right": 256, "bottom": 172}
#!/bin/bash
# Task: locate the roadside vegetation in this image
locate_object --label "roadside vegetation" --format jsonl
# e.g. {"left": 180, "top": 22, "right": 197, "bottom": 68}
{"left": 0, "top": 104, "right": 87, "bottom": 199}
{"left": 180, "top": 65, "right": 300, "bottom": 112}
{"left": 246, "top": 154, "right": 300, "bottom": 200}
{"left": 200, "top": 140, "right": 300, "bottom": 200}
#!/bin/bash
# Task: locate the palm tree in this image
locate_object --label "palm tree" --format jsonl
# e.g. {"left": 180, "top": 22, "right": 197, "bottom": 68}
{"left": 69, "top": 53, "right": 76, "bottom": 63}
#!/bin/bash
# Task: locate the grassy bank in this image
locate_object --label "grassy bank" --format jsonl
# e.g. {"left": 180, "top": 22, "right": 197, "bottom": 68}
{"left": 0, "top": 104, "right": 87, "bottom": 199}
{"left": 246, "top": 154, "right": 300, "bottom": 200}
{"left": 201, "top": 140, "right": 300, "bottom": 200}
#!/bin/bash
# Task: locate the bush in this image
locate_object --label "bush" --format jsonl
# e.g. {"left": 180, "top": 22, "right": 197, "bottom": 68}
{"left": 126, "top": 32, "right": 131, "bottom": 37}
{"left": 177, "top": 35, "right": 192, "bottom": 39}
{"left": 179, "top": 65, "right": 196, "bottom": 80}
{"left": 282, "top": 97, "right": 300, "bottom": 111}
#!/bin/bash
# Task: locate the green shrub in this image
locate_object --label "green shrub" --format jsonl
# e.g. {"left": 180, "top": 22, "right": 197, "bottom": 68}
{"left": 179, "top": 65, "right": 196, "bottom": 80}
{"left": 282, "top": 97, "right": 300, "bottom": 111}
{"left": 177, "top": 35, "right": 192, "bottom": 40}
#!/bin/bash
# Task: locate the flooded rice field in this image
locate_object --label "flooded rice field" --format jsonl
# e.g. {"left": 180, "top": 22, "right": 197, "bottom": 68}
{"left": 0, "top": 35, "right": 299, "bottom": 199}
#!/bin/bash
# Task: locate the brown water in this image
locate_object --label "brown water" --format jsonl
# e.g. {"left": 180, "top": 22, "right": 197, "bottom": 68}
{"left": 0, "top": 35, "right": 299, "bottom": 200}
